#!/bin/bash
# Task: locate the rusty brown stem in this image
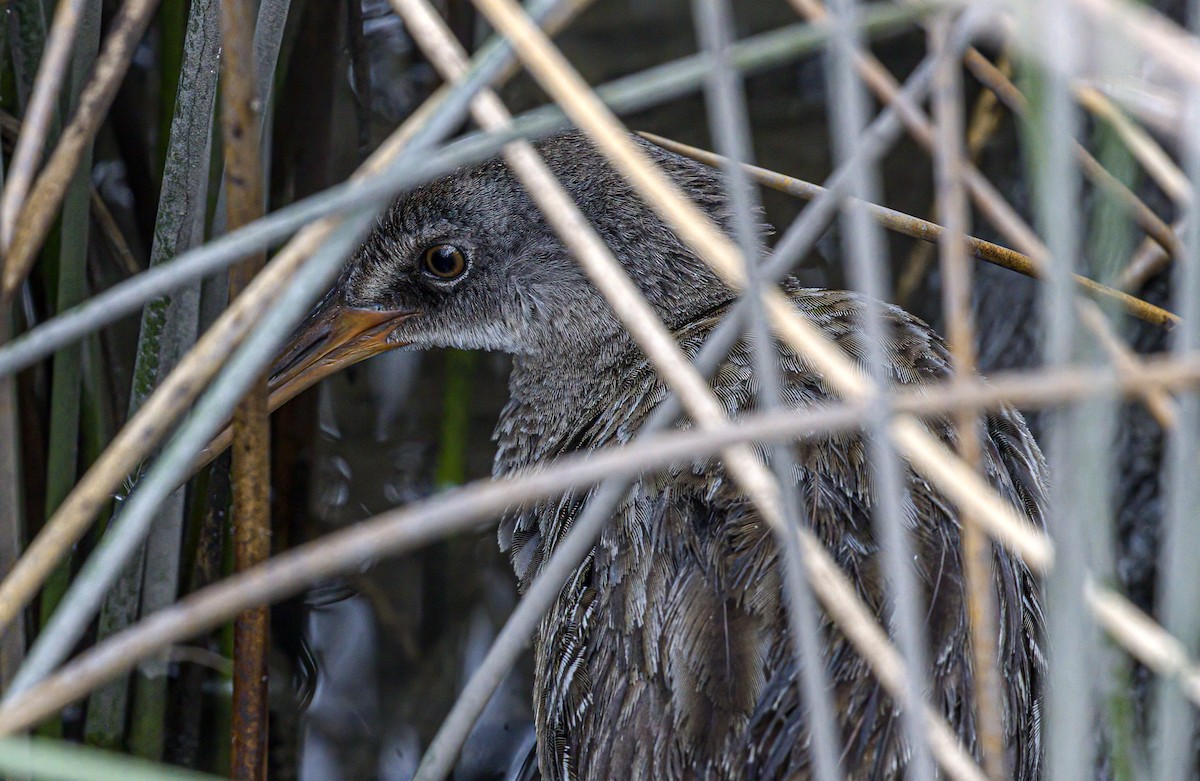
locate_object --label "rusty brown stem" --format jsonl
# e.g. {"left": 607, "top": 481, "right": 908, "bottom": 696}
{"left": 220, "top": 0, "right": 271, "bottom": 777}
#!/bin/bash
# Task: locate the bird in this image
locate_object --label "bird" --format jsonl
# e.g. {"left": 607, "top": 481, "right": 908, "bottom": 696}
{"left": 270, "top": 131, "right": 1048, "bottom": 780}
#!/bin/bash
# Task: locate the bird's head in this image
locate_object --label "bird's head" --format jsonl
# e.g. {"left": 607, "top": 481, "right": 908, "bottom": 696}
{"left": 269, "top": 132, "right": 738, "bottom": 406}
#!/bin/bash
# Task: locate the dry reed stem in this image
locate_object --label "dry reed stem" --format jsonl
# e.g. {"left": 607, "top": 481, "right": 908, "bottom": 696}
{"left": 3, "top": 353, "right": 1200, "bottom": 737}
{"left": 468, "top": 0, "right": 1052, "bottom": 573}
{"left": 930, "top": 15, "right": 1007, "bottom": 778}
{"left": 219, "top": 0, "right": 271, "bottom": 776}
{"left": 899, "top": 49, "right": 1011, "bottom": 308}
{"left": 0, "top": 0, "right": 162, "bottom": 302}
{"left": 392, "top": 1, "right": 987, "bottom": 776}
{"left": 641, "top": 133, "right": 1179, "bottom": 330}
{"left": 89, "top": 189, "right": 141, "bottom": 278}
{"left": 1119, "top": 220, "right": 1184, "bottom": 292}
{"left": 787, "top": 0, "right": 1179, "bottom": 431}
{"left": 965, "top": 51, "right": 1011, "bottom": 157}
{"left": 1078, "top": 302, "right": 1178, "bottom": 426}
{"left": 0, "top": 0, "right": 86, "bottom": 252}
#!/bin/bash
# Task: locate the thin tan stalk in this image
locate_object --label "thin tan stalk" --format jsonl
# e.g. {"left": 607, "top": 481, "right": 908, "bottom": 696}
{"left": 89, "top": 189, "right": 141, "bottom": 278}
{"left": 898, "top": 49, "right": 1011, "bottom": 308}
{"left": 0, "top": 0, "right": 162, "bottom": 302}
{"left": 1085, "top": 580, "right": 1200, "bottom": 704}
{"left": 1119, "top": 220, "right": 1185, "bottom": 293}
{"left": 219, "top": 0, "right": 271, "bottom": 778}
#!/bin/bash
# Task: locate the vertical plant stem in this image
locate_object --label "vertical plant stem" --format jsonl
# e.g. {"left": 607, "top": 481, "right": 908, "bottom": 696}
{"left": 38, "top": 0, "right": 102, "bottom": 633}
{"left": 157, "top": 0, "right": 188, "bottom": 175}
{"left": 1018, "top": 6, "right": 1105, "bottom": 781}
{"left": 1086, "top": 108, "right": 1140, "bottom": 781}
{"left": 0, "top": 9, "right": 26, "bottom": 697}
{"left": 127, "top": 0, "right": 222, "bottom": 757}
{"left": 4, "top": 9, "right": 50, "bottom": 686}
{"left": 251, "top": 0, "right": 291, "bottom": 195}
{"left": 1150, "top": 52, "right": 1200, "bottom": 781}
{"left": 821, "top": 0, "right": 936, "bottom": 775}
{"left": 220, "top": 0, "right": 270, "bottom": 777}
{"left": 0, "top": 302, "right": 25, "bottom": 692}
{"left": 85, "top": 0, "right": 219, "bottom": 751}
{"left": 690, "top": 1, "right": 841, "bottom": 778}
{"left": 32, "top": 0, "right": 102, "bottom": 740}
{"left": 434, "top": 349, "right": 475, "bottom": 488}
{"left": 8, "top": 0, "right": 49, "bottom": 109}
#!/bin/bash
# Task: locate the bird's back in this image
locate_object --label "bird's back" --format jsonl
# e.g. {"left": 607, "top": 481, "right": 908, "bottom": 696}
{"left": 495, "top": 283, "right": 1047, "bottom": 781}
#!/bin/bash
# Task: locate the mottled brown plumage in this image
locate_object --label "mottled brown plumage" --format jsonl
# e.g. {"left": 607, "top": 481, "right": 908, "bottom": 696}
{"left": 313, "top": 132, "right": 1048, "bottom": 779}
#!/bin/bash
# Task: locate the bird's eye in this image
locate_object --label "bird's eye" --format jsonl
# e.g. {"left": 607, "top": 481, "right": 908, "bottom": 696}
{"left": 422, "top": 244, "right": 467, "bottom": 280}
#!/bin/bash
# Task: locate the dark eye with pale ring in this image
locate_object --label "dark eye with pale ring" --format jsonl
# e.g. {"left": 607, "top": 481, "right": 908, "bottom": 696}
{"left": 421, "top": 244, "right": 468, "bottom": 280}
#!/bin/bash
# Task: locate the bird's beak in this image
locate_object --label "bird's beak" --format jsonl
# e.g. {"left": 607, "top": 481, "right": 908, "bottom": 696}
{"left": 267, "top": 294, "right": 418, "bottom": 411}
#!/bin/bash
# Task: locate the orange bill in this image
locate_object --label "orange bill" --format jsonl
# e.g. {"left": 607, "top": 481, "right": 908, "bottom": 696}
{"left": 267, "top": 296, "right": 418, "bottom": 412}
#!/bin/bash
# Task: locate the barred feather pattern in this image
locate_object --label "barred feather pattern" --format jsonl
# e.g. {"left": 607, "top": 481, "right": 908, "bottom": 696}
{"left": 494, "top": 283, "right": 1047, "bottom": 780}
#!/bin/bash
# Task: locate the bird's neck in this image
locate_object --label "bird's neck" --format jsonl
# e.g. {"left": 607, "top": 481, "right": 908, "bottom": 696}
{"left": 493, "top": 326, "right": 641, "bottom": 478}
{"left": 509, "top": 333, "right": 634, "bottom": 413}
{"left": 495, "top": 277, "right": 739, "bottom": 473}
